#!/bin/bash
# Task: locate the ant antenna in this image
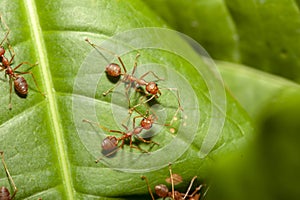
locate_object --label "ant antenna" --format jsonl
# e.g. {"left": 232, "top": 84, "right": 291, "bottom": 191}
{"left": 0, "top": 14, "right": 10, "bottom": 46}
{"left": 183, "top": 176, "right": 197, "bottom": 199}
{"left": 141, "top": 176, "right": 155, "bottom": 200}
{"left": 168, "top": 163, "right": 175, "bottom": 200}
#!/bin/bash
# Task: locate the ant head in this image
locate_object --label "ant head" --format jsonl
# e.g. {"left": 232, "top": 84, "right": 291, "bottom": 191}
{"left": 140, "top": 115, "right": 155, "bottom": 130}
{"left": 101, "top": 136, "right": 118, "bottom": 151}
{"left": 0, "top": 46, "right": 5, "bottom": 56}
{"left": 105, "top": 63, "right": 121, "bottom": 77}
{"left": 155, "top": 184, "right": 169, "bottom": 198}
{"left": 146, "top": 82, "right": 160, "bottom": 96}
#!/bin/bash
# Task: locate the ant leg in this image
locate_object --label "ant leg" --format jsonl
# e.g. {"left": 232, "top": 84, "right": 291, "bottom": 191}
{"left": 102, "top": 79, "right": 122, "bottom": 96}
{"left": 139, "top": 71, "right": 164, "bottom": 82}
{"left": 128, "top": 142, "right": 149, "bottom": 153}
{"left": 7, "top": 43, "right": 16, "bottom": 64}
{"left": 135, "top": 135, "right": 159, "bottom": 146}
{"left": 0, "top": 15, "right": 10, "bottom": 46}
{"left": 83, "top": 119, "right": 127, "bottom": 136}
{"left": 12, "top": 61, "right": 38, "bottom": 71}
{"left": 186, "top": 184, "right": 204, "bottom": 199}
{"left": 132, "top": 115, "right": 143, "bottom": 129}
{"left": 182, "top": 176, "right": 198, "bottom": 199}
{"left": 124, "top": 81, "right": 133, "bottom": 109}
{"left": 0, "top": 151, "right": 18, "bottom": 199}
{"left": 85, "top": 38, "right": 127, "bottom": 73}
{"left": 141, "top": 176, "right": 155, "bottom": 200}
{"left": 128, "top": 94, "right": 156, "bottom": 114}
{"left": 168, "top": 163, "right": 175, "bottom": 200}
{"left": 130, "top": 53, "right": 140, "bottom": 76}
{"left": 161, "top": 87, "right": 183, "bottom": 125}
{"left": 8, "top": 78, "right": 13, "bottom": 110}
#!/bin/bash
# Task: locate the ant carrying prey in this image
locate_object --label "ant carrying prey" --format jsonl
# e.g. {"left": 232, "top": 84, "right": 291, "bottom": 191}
{"left": 141, "top": 163, "right": 206, "bottom": 200}
{"left": 0, "top": 151, "right": 17, "bottom": 200}
{"left": 0, "top": 15, "right": 44, "bottom": 109}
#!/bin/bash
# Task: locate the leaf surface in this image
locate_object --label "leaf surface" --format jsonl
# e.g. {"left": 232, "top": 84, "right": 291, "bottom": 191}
{"left": 0, "top": 0, "right": 252, "bottom": 199}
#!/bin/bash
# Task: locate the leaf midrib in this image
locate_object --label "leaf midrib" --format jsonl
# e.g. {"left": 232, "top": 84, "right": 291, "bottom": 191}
{"left": 23, "top": 0, "right": 74, "bottom": 199}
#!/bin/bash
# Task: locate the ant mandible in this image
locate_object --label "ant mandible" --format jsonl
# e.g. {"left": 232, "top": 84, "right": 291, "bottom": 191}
{"left": 0, "top": 15, "right": 44, "bottom": 109}
{"left": 141, "top": 163, "right": 205, "bottom": 200}
{"left": 0, "top": 151, "right": 17, "bottom": 200}
{"left": 85, "top": 38, "right": 164, "bottom": 111}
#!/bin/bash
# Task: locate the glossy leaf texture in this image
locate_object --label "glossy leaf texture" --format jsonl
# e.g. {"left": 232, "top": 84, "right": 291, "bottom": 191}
{"left": 143, "top": 0, "right": 300, "bottom": 83}
{"left": 0, "top": 0, "right": 252, "bottom": 200}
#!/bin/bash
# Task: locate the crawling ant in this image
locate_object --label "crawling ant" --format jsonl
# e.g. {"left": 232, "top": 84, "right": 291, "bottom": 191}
{"left": 83, "top": 115, "right": 160, "bottom": 163}
{"left": 141, "top": 163, "right": 205, "bottom": 200}
{"left": 0, "top": 151, "right": 17, "bottom": 200}
{"left": 0, "top": 15, "right": 44, "bottom": 109}
{"left": 85, "top": 38, "right": 183, "bottom": 119}
{"left": 85, "top": 38, "right": 182, "bottom": 112}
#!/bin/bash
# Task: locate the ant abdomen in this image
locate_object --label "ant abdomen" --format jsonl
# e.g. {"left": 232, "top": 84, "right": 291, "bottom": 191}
{"left": 14, "top": 76, "right": 28, "bottom": 96}
{"left": 0, "top": 186, "right": 11, "bottom": 200}
{"left": 155, "top": 184, "right": 169, "bottom": 198}
{"left": 105, "top": 63, "right": 121, "bottom": 77}
{"left": 101, "top": 136, "right": 118, "bottom": 151}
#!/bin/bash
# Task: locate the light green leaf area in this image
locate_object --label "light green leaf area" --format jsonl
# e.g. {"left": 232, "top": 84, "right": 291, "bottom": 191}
{"left": 217, "top": 61, "right": 300, "bottom": 118}
{"left": 0, "top": 0, "right": 252, "bottom": 200}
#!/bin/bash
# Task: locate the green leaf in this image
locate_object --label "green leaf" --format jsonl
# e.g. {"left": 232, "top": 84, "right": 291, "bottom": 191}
{"left": 142, "top": 0, "right": 239, "bottom": 62}
{"left": 217, "top": 61, "right": 300, "bottom": 118}
{"left": 0, "top": 0, "right": 252, "bottom": 199}
{"left": 143, "top": 0, "right": 300, "bottom": 83}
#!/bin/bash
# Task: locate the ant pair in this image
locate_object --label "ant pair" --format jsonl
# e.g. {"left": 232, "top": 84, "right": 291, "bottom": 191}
{"left": 142, "top": 164, "right": 207, "bottom": 200}
{"left": 83, "top": 108, "right": 166, "bottom": 162}
{"left": 0, "top": 15, "right": 44, "bottom": 109}
{"left": 0, "top": 151, "right": 17, "bottom": 200}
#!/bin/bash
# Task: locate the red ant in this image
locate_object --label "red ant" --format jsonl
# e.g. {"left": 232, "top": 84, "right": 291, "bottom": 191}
{"left": 0, "top": 151, "right": 17, "bottom": 200}
{"left": 83, "top": 112, "right": 160, "bottom": 163}
{"left": 85, "top": 38, "right": 183, "bottom": 118}
{"left": 141, "top": 163, "right": 205, "bottom": 200}
{"left": 0, "top": 15, "right": 44, "bottom": 109}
